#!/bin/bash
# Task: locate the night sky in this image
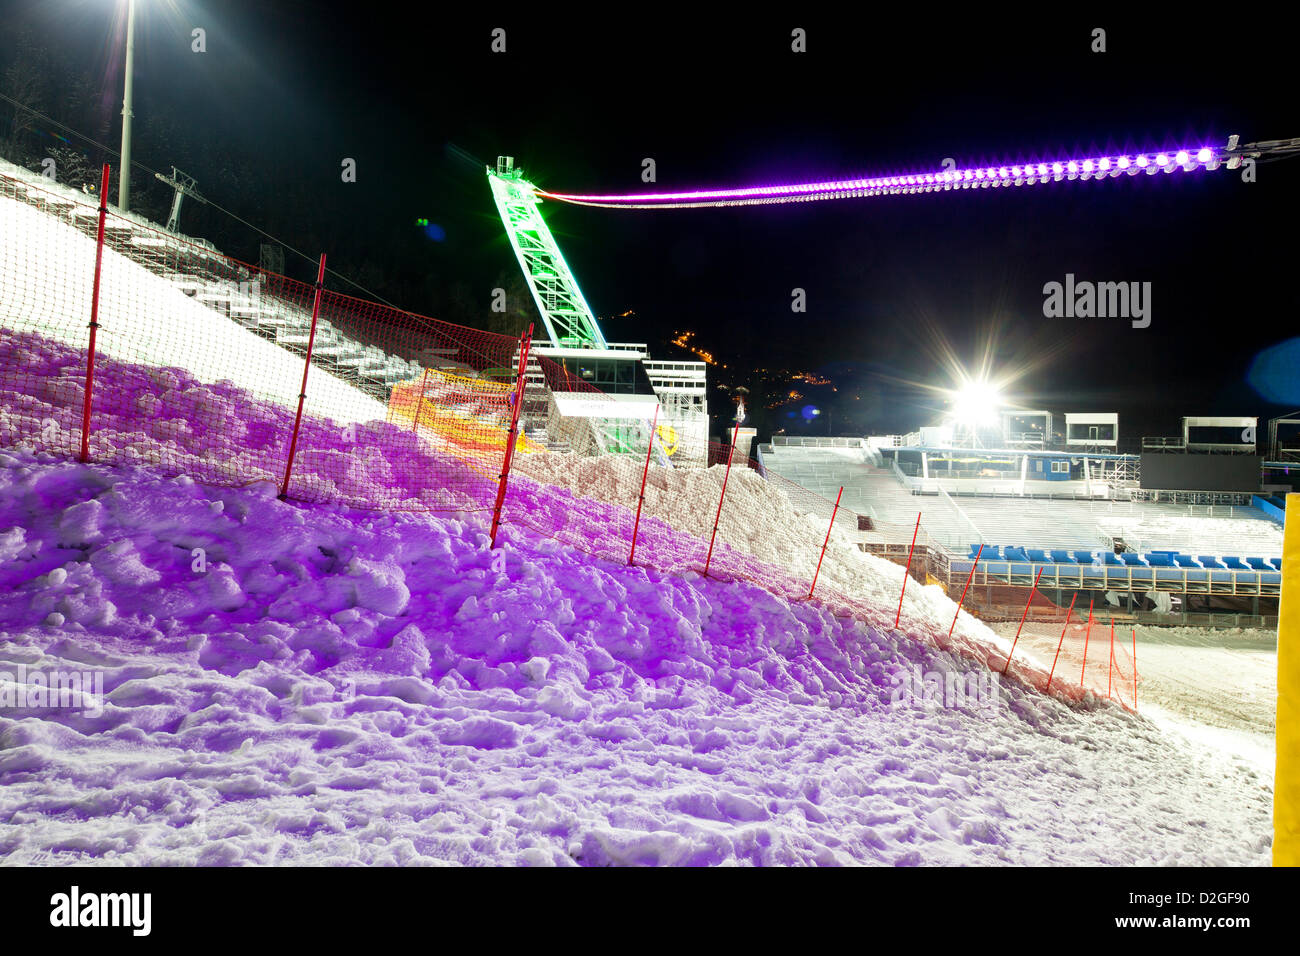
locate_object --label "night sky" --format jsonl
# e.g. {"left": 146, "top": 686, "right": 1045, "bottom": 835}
{"left": 4, "top": 3, "right": 1298, "bottom": 442}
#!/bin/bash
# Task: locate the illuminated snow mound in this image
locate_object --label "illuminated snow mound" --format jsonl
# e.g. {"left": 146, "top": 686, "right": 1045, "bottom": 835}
{"left": 0, "top": 327, "right": 1273, "bottom": 865}
{"left": 0, "top": 461, "right": 1273, "bottom": 863}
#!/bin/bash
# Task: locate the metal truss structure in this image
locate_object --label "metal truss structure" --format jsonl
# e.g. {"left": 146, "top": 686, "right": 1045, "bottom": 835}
{"left": 487, "top": 157, "right": 607, "bottom": 349}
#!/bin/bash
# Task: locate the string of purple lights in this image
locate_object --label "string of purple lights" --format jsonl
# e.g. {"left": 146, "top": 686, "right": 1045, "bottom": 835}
{"left": 535, "top": 147, "right": 1223, "bottom": 208}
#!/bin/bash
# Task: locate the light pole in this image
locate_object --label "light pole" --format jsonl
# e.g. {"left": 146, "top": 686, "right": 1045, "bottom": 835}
{"left": 118, "top": 0, "right": 137, "bottom": 212}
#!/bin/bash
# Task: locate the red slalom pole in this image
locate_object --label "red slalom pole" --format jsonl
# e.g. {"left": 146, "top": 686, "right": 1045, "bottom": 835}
{"left": 411, "top": 366, "right": 430, "bottom": 432}
{"left": 489, "top": 324, "right": 534, "bottom": 548}
{"left": 1107, "top": 618, "right": 1116, "bottom": 698}
{"left": 79, "top": 163, "right": 111, "bottom": 463}
{"left": 1079, "top": 599, "right": 1095, "bottom": 688}
{"left": 1132, "top": 627, "right": 1138, "bottom": 712}
{"left": 1002, "top": 565, "right": 1044, "bottom": 675}
{"left": 808, "top": 485, "right": 844, "bottom": 598}
{"left": 628, "top": 404, "right": 659, "bottom": 565}
{"left": 1045, "top": 591, "right": 1078, "bottom": 693}
{"left": 894, "top": 512, "right": 922, "bottom": 628}
{"left": 279, "top": 253, "right": 327, "bottom": 499}
{"left": 702, "top": 422, "right": 740, "bottom": 577}
{"left": 949, "top": 544, "right": 984, "bottom": 638}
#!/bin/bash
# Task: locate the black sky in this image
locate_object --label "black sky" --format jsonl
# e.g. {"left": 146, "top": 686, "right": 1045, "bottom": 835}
{"left": 5, "top": 2, "right": 1298, "bottom": 440}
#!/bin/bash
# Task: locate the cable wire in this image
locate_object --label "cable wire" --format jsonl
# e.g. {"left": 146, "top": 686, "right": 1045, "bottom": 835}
{"left": 0, "top": 89, "right": 399, "bottom": 306}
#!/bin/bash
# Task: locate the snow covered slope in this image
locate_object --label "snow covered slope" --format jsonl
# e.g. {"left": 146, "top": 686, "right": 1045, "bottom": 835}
{"left": 0, "top": 325, "right": 1273, "bottom": 865}
{"left": 0, "top": 450, "right": 1272, "bottom": 865}
{"left": 1000, "top": 622, "right": 1278, "bottom": 777}
{"left": 0, "top": 192, "right": 387, "bottom": 425}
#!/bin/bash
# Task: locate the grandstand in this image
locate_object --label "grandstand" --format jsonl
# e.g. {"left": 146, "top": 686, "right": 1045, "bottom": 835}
{"left": 758, "top": 434, "right": 1287, "bottom": 626}
{"left": 0, "top": 157, "right": 424, "bottom": 406}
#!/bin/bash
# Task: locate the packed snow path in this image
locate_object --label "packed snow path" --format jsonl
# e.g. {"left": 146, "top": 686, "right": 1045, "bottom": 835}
{"left": 0, "top": 454, "right": 1272, "bottom": 865}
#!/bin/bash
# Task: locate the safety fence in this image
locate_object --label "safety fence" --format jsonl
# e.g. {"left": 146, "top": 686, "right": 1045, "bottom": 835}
{"left": 1023, "top": 604, "right": 1139, "bottom": 710}
{"left": 946, "top": 565, "right": 1139, "bottom": 707}
{"left": 0, "top": 163, "right": 1127, "bottom": 709}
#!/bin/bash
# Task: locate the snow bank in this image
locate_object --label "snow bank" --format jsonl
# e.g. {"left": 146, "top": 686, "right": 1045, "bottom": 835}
{"left": 0, "top": 452, "right": 1273, "bottom": 865}
{"left": 0, "top": 328, "right": 1011, "bottom": 672}
{"left": 0, "top": 329, "right": 492, "bottom": 511}
{"left": 514, "top": 452, "right": 993, "bottom": 656}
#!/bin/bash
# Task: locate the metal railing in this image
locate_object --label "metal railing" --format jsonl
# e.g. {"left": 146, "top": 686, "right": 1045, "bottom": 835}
{"left": 943, "top": 558, "right": 1282, "bottom": 597}
{"left": 938, "top": 484, "right": 985, "bottom": 546}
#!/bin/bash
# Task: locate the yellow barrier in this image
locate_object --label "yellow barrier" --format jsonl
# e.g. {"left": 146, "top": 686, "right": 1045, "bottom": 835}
{"left": 386, "top": 371, "right": 540, "bottom": 474}
{"left": 1276, "top": 493, "right": 1299, "bottom": 865}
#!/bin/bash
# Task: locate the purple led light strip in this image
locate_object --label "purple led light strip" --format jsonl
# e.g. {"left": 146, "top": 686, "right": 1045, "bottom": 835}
{"left": 536, "top": 147, "right": 1222, "bottom": 208}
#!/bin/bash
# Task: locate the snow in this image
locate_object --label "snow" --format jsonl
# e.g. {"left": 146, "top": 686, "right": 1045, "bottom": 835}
{"left": 0, "top": 341, "right": 1275, "bottom": 863}
{"left": 998, "top": 622, "right": 1276, "bottom": 776}
{"left": 0, "top": 191, "right": 387, "bottom": 425}
{"left": 0, "top": 328, "right": 481, "bottom": 510}
{"left": 1095, "top": 512, "right": 1283, "bottom": 559}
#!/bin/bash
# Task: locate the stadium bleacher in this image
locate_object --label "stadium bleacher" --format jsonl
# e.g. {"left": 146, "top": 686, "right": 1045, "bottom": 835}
{"left": 760, "top": 439, "right": 1284, "bottom": 572}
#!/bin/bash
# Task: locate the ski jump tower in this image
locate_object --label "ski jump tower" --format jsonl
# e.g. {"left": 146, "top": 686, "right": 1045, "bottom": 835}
{"left": 487, "top": 157, "right": 709, "bottom": 465}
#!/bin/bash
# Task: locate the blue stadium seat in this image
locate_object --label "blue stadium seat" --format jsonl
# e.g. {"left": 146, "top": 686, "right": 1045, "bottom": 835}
{"left": 1026, "top": 548, "right": 1050, "bottom": 563}
{"left": 1071, "top": 549, "right": 1097, "bottom": 564}
{"left": 1246, "top": 557, "right": 1274, "bottom": 571}
{"left": 1173, "top": 554, "right": 1202, "bottom": 568}
{"left": 968, "top": 543, "right": 982, "bottom": 559}
{"left": 1120, "top": 552, "right": 1148, "bottom": 567}
{"left": 1199, "top": 555, "right": 1227, "bottom": 569}
{"left": 1222, "top": 556, "right": 1248, "bottom": 570}
{"left": 1003, "top": 547, "right": 1030, "bottom": 562}
{"left": 1144, "top": 553, "right": 1174, "bottom": 567}
{"left": 1050, "top": 550, "right": 1076, "bottom": 564}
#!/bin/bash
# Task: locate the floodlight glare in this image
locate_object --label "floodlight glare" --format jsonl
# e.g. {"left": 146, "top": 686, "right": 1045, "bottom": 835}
{"left": 951, "top": 381, "right": 1003, "bottom": 428}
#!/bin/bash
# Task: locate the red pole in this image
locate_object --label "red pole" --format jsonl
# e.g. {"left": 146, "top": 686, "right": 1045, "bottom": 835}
{"left": 1079, "top": 599, "right": 1095, "bottom": 688}
{"left": 1107, "top": 618, "right": 1115, "bottom": 698}
{"left": 279, "top": 253, "right": 326, "bottom": 499}
{"left": 1132, "top": 627, "right": 1138, "bottom": 712}
{"left": 894, "top": 512, "right": 922, "bottom": 628}
{"left": 489, "top": 324, "right": 534, "bottom": 548}
{"left": 1045, "top": 591, "right": 1078, "bottom": 693}
{"left": 79, "top": 163, "right": 111, "bottom": 463}
{"left": 628, "top": 404, "right": 659, "bottom": 565}
{"left": 808, "top": 485, "right": 844, "bottom": 598}
{"left": 702, "top": 422, "right": 740, "bottom": 576}
{"left": 411, "top": 366, "right": 430, "bottom": 432}
{"left": 1002, "top": 565, "right": 1044, "bottom": 675}
{"left": 949, "top": 543, "right": 984, "bottom": 637}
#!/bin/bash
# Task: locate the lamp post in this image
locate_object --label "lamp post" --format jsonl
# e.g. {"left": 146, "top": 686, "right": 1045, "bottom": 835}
{"left": 118, "top": 0, "right": 137, "bottom": 212}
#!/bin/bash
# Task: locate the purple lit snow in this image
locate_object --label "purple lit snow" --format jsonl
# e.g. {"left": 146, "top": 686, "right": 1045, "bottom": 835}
{"left": 0, "top": 330, "right": 1273, "bottom": 865}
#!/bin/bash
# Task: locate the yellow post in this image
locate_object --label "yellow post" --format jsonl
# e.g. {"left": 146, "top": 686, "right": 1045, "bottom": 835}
{"left": 1276, "top": 493, "right": 1300, "bottom": 865}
